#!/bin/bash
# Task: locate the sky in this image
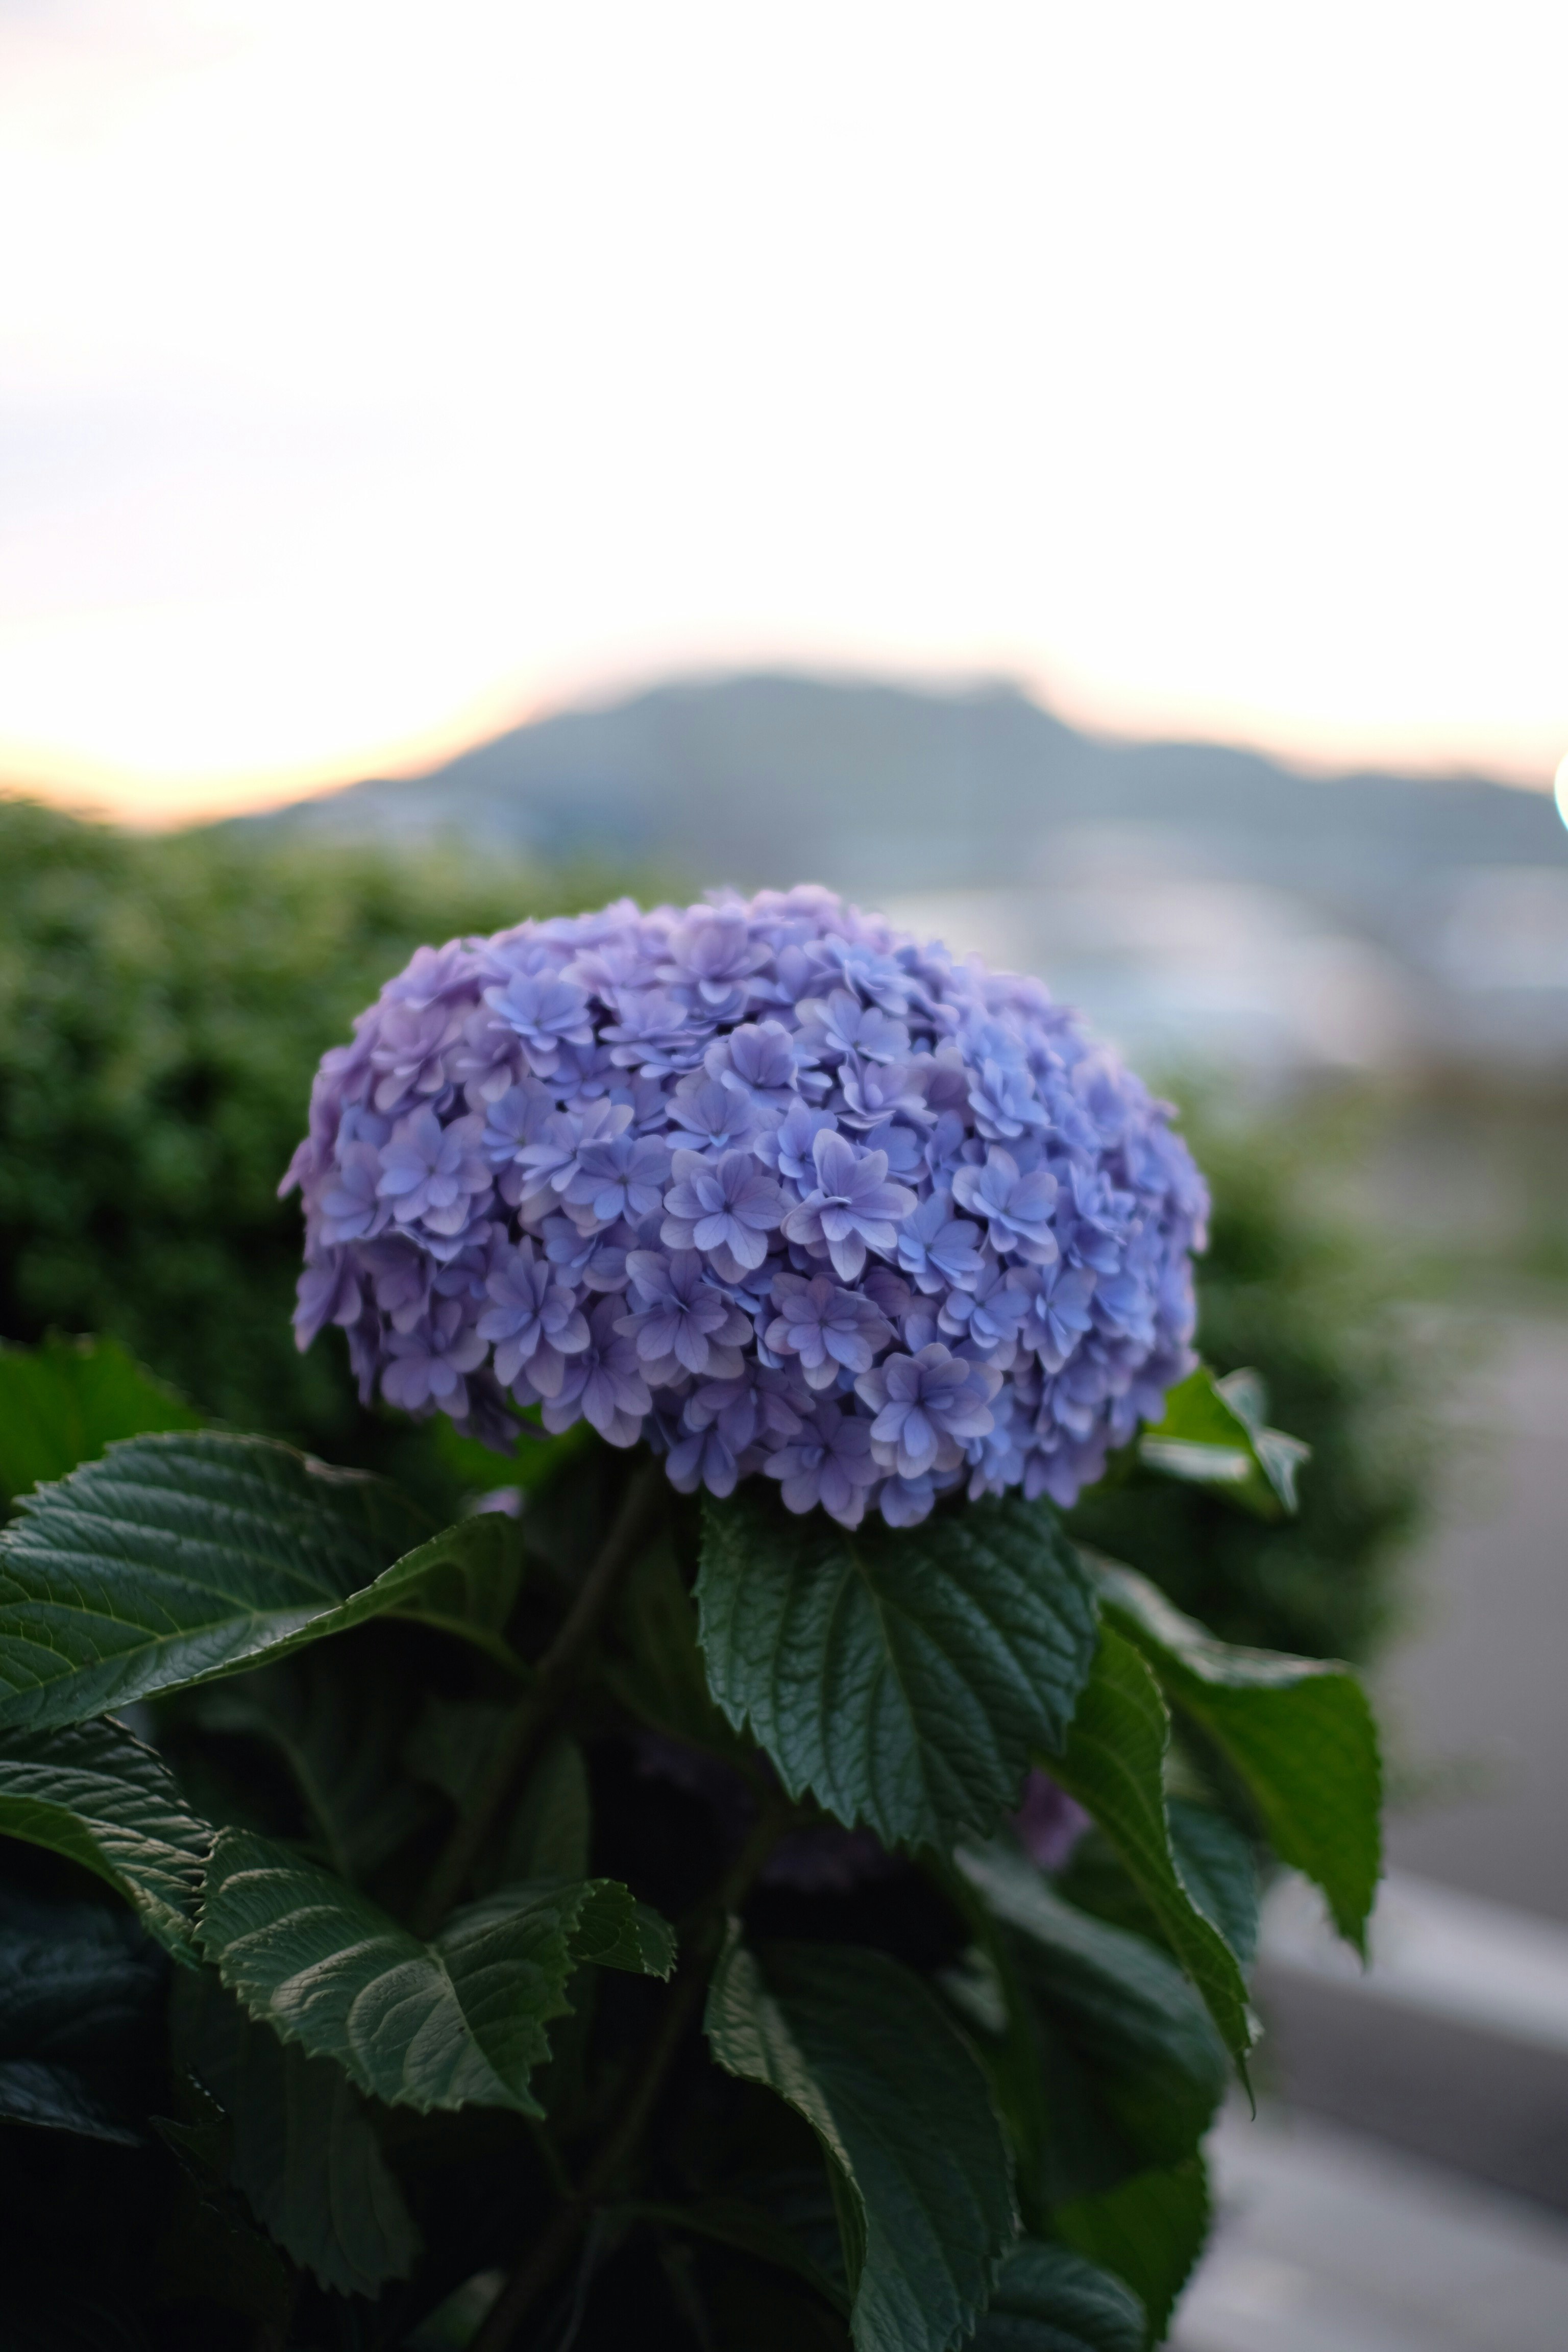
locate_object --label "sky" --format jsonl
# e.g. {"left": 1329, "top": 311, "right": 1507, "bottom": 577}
{"left": 2, "top": 0, "right": 1565, "bottom": 826}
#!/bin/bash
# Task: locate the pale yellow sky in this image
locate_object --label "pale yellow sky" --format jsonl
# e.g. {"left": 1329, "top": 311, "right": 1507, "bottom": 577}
{"left": 2, "top": 0, "right": 1565, "bottom": 826}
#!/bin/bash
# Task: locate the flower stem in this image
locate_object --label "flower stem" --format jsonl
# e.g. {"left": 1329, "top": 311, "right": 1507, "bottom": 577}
{"left": 410, "top": 1456, "right": 665, "bottom": 1940}
{"left": 469, "top": 1797, "right": 792, "bottom": 2352}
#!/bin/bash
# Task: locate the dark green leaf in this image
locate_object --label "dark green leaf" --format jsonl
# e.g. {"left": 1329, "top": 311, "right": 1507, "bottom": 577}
{"left": 609, "top": 1540, "right": 760, "bottom": 1774}
{"left": 498, "top": 1732, "right": 592, "bottom": 1884}
{"left": 186, "top": 1647, "right": 431, "bottom": 1883}
{"left": 1094, "top": 1556, "right": 1381, "bottom": 1953}
{"left": 697, "top": 1487, "right": 1098, "bottom": 1850}
{"left": 405, "top": 1694, "right": 509, "bottom": 1813}
{"left": 0, "top": 1334, "right": 201, "bottom": 1511}
{"left": 406, "top": 1703, "right": 593, "bottom": 1886}
{"left": 198, "top": 1826, "right": 673, "bottom": 2114}
{"left": 0, "top": 1886, "right": 166, "bottom": 2129}
{"left": 1055, "top": 2157, "right": 1210, "bottom": 2343}
{"left": 1136, "top": 1366, "right": 1308, "bottom": 1520}
{"left": 705, "top": 1929, "right": 1018, "bottom": 2352}
{"left": 148, "top": 2064, "right": 295, "bottom": 2325}
{"left": 0, "top": 2057, "right": 144, "bottom": 2146}
{"left": 1048, "top": 1629, "right": 1254, "bottom": 2064}
{"left": 955, "top": 1843, "right": 1225, "bottom": 2199}
{"left": 5, "top": 2283, "right": 153, "bottom": 2352}
{"left": 171, "top": 1968, "right": 420, "bottom": 2297}
{"left": 1166, "top": 1801, "right": 1260, "bottom": 1969}
{"left": 632, "top": 2196, "right": 851, "bottom": 2316}
{"left": 0, "top": 1716, "right": 210, "bottom": 1958}
{"left": 973, "top": 2240, "right": 1145, "bottom": 2352}
{"left": 0, "top": 1432, "right": 521, "bottom": 1732}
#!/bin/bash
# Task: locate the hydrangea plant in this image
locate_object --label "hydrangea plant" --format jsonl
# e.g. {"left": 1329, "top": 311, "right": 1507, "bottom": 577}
{"left": 0, "top": 892, "right": 1381, "bottom": 2352}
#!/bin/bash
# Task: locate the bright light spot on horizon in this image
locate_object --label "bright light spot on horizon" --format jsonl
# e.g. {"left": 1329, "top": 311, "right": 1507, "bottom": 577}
{"left": 1556, "top": 755, "right": 1568, "bottom": 830}
{"left": 1, "top": 0, "right": 1564, "bottom": 823}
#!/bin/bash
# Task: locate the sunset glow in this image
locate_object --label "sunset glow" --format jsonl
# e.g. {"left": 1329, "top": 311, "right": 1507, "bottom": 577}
{"left": 3, "top": 1, "right": 1564, "bottom": 823}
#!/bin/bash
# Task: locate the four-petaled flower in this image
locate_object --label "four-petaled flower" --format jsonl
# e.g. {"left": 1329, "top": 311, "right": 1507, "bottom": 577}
{"left": 781, "top": 1129, "right": 917, "bottom": 1282}
{"left": 376, "top": 1109, "right": 491, "bottom": 1237}
{"left": 951, "top": 1148, "right": 1060, "bottom": 1262}
{"left": 765, "top": 1272, "right": 894, "bottom": 1390}
{"left": 763, "top": 1401, "right": 880, "bottom": 1525}
{"left": 476, "top": 1239, "right": 591, "bottom": 1397}
{"left": 854, "top": 1344, "right": 1002, "bottom": 1480}
{"left": 616, "top": 1250, "right": 753, "bottom": 1381}
{"left": 661, "top": 1149, "right": 786, "bottom": 1278}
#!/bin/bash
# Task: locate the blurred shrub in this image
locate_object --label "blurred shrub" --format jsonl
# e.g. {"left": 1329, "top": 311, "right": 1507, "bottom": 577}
{"left": 1067, "top": 1101, "right": 1433, "bottom": 1663}
{"left": 0, "top": 797, "right": 654, "bottom": 1503}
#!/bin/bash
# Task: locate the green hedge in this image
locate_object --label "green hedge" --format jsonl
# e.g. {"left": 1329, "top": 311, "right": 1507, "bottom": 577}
{"left": 1067, "top": 1106, "right": 1432, "bottom": 1662}
{"left": 0, "top": 798, "right": 649, "bottom": 1507}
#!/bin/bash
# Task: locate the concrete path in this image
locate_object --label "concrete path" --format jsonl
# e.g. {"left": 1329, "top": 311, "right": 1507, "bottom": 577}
{"left": 1174, "top": 2103, "right": 1568, "bottom": 2352}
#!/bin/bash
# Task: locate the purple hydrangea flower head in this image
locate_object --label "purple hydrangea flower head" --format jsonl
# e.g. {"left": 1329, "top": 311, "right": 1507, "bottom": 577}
{"left": 285, "top": 886, "right": 1206, "bottom": 1524}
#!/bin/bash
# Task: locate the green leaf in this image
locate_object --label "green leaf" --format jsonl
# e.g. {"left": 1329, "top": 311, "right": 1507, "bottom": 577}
{"left": 186, "top": 1648, "right": 431, "bottom": 1884}
{"left": 697, "top": 1488, "right": 1098, "bottom": 1851}
{"left": 405, "top": 1694, "right": 509, "bottom": 1813}
{"left": 973, "top": 2240, "right": 1145, "bottom": 2352}
{"left": 631, "top": 2196, "right": 852, "bottom": 2316}
{"left": 406, "top": 1703, "right": 593, "bottom": 1886}
{"left": 149, "top": 2066, "right": 295, "bottom": 2326}
{"left": 0, "top": 1715, "right": 211, "bottom": 1959}
{"left": 5, "top": 2285, "right": 154, "bottom": 2352}
{"left": 1166, "top": 1801, "right": 1260, "bottom": 1969}
{"left": 1136, "top": 1366, "right": 1308, "bottom": 1520}
{"left": 572, "top": 1879, "right": 679, "bottom": 1975}
{"left": 0, "top": 1432, "right": 522, "bottom": 1733}
{"left": 198, "top": 1826, "right": 673, "bottom": 2115}
{"left": 499, "top": 1732, "right": 592, "bottom": 1884}
{"left": 0, "top": 1334, "right": 201, "bottom": 1511}
{"left": 1094, "top": 1556, "right": 1381, "bottom": 1953}
{"left": 955, "top": 1843, "right": 1225, "bottom": 2200}
{"left": 0, "top": 2057, "right": 145, "bottom": 2146}
{"left": 1048, "top": 1629, "right": 1254, "bottom": 2065}
{"left": 171, "top": 1968, "right": 421, "bottom": 2297}
{"left": 705, "top": 1929, "right": 1018, "bottom": 2352}
{"left": 1055, "top": 2157, "right": 1210, "bottom": 2344}
{"left": 0, "top": 1885, "right": 167, "bottom": 2125}
{"left": 609, "top": 1540, "right": 761, "bottom": 1775}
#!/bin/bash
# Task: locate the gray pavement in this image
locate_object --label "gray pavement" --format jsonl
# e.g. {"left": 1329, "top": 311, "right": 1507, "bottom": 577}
{"left": 1174, "top": 2103, "right": 1568, "bottom": 2352}
{"left": 1379, "top": 1315, "right": 1568, "bottom": 1922}
{"left": 1175, "top": 1313, "right": 1568, "bottom": 2344}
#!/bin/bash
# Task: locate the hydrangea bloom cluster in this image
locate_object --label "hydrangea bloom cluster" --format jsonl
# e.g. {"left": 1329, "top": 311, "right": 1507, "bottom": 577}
{"left": 284, "top": 887, "right": 1207, "bottom": 1527}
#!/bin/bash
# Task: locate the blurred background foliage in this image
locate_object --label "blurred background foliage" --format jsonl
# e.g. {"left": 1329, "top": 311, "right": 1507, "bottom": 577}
{"left": 1066, "top": 1101, "right": 1434, "bottom": 1664}
{"left": 0, "top": 799, "right": 654, "bottom": 1514}
{"left": 0, "top": 796, "right": 1432, "bottom": 1658}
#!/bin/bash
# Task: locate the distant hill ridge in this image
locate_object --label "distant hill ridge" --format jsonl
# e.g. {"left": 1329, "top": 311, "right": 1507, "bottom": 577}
{"left": 233, "top": 672, "right": 1566, "bottom": 919}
